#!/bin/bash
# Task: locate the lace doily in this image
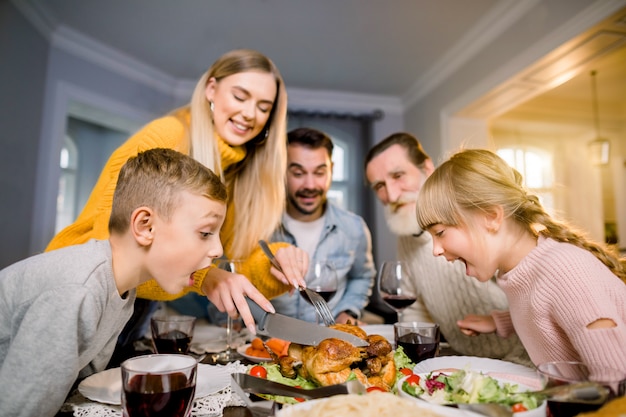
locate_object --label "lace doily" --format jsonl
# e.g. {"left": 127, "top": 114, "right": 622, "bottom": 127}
{"left": 62, "top": 362, "right": 248, "bottom": 417}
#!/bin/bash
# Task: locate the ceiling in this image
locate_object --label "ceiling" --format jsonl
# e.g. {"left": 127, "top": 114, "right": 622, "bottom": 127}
{"left": 18, "top": 0, "right": 499, "bottom": 98}
{"left": 14, "top": 0, "right": 626, "bottom": 124}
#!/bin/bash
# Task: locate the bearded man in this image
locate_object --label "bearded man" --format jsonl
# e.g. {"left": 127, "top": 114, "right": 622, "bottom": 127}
{"left": 270, "top": 127, "right": 376, "bottom": 324}
{"left": 365, "top": 132, "right": 531, "bottom": 366}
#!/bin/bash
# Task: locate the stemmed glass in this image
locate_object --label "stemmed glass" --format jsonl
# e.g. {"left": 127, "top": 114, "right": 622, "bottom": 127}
{"left": 302, "top": 261, "right": 338, "bottom": 323}
{"left": 377, "top": 260, "right": 416, "bottom": 322}
{"left": 213, "top": 259, "right": 244, "bottom": 363}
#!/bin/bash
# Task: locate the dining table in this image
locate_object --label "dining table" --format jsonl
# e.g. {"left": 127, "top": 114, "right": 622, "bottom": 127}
{"left": 56, "top": 321, "right": 261, "bottom": 417}
{"left": 55, "top": 322, "right": 539, "bottom": 417}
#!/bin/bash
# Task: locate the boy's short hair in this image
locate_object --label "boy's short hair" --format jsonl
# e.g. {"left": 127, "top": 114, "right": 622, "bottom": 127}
{"left": 109, "top": 148, "right": 227, "bottom": 233}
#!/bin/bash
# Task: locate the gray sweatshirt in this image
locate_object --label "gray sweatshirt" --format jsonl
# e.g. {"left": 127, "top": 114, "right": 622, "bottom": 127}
{"left": 0, "top": 239, "right": 135, "bottom": 417}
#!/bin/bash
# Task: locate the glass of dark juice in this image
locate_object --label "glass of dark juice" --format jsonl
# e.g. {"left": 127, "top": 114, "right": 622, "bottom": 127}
{"left": 121, "top": 354, "right": 197, "bottom": 417}
{"left": 150, "top": 315, "right": 196, "bottom": 354}
{"left": 394, "top": 321, "right": 440, "bottom": 363}
{"left": 537, "top": 361, "right": 626, "bottom": 417}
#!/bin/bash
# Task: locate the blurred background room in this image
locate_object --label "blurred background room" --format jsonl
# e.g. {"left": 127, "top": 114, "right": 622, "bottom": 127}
{"left": 1, "top": 0, "right": 624, "bottom": 271}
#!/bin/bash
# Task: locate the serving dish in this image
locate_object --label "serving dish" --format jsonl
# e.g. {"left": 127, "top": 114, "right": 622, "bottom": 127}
{"left": 237, "top": 343, "right": 273, "bottom": 363}
{"left": 276, "top": 392, "right": 482, "bottom": 417}
{"left": 360, "top": 324, "right": 395, "bottom": 344}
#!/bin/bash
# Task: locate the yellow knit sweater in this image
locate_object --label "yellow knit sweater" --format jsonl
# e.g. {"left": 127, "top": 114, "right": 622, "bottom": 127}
{"left": 46, "top": 109, "right": 290, "bottom": 299}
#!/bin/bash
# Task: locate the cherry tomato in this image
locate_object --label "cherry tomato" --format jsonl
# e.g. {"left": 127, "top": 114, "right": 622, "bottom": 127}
{"left": 405, "top": 374, "right": 421, "bottom": 385}
{"left": 399, "top": 368, "right": 414, "bottom": 377}
{"left": 293, "top": 386, "right": 305, "bottom": 402}
{"left": 249, "top": 365, "right": 267, "bottom": 379}
{"left": 366, "top": 386, "right": 386, "bottom": 393}
{"left": 511, "top": 404, "right": 528, "bottom": 413}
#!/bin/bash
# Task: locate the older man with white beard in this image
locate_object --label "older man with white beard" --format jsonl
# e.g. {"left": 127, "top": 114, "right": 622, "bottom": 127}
{"left": 365, "top": 132, "right": 531, "bottom": 366}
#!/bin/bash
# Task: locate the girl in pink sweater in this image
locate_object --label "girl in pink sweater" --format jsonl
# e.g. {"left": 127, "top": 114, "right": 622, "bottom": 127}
{"left": 415, "top": 149, "right": 626, "bottom": 372}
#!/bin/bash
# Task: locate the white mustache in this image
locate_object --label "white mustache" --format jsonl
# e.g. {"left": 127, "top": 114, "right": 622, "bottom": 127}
{"left": 389, "top": 192, "right": 418, "bottom": 213}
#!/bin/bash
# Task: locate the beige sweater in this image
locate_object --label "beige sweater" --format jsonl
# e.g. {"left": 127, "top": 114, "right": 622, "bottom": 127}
{"left": 398, "top": 232, "right": 533, "bottom": 367}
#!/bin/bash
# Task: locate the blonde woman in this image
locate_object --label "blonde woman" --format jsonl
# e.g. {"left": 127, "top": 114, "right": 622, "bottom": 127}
{"left": 47, "top": 49, "right": 308, "bottom": 332}
{"left": 416, "top": 148, "right": 626, "bottom": 371}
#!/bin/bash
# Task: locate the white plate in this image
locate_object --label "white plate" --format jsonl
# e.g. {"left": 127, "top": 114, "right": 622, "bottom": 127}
{"left": 192, "top": 324, "right": 227, "bottom": 344}
{"left": 237, "top": 343, "right": 272, "bottom": 363}
{"left": 360, "top": 324, "right": 395, "bottom": 343}
{"left": 78, "top": 363, "right": 230, "bottom": 405}
{"left": 276, "top": 393, "right": 481, "bottom": 417}
{"left": 189, "top": 324, "right": 228, "bottom": 353}
{"left": 413, "top": 356, "right": 541, "bottom": 387}
{"left": 397, "top": 370, "right": 547, "bottom": 417}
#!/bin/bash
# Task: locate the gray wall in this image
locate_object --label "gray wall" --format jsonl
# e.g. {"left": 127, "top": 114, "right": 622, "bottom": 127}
{"left": 0, "top": 2, "right": 48, "bottom": 268}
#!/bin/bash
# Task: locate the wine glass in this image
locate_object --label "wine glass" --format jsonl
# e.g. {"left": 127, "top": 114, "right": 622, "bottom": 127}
{"left": 377, "top": 260, "right": 416, "bottom": 322}
{"left": 302, "top": 261, "right": 338, "bottom": 323}
{"left": 213, "top": 259, "right": 244, "bottom": 363}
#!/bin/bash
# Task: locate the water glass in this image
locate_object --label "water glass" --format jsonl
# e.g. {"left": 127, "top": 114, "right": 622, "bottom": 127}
{"left": 121, "top": 354, "right": 197, "bottom": 417}
{"left": 213, "top": 259, "right": 244, "bottom": 363}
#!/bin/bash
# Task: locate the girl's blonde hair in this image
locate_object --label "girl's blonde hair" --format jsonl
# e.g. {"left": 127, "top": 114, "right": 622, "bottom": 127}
{"left": 416, "top": 148, "right": 626, "bottom": 281}
{"left": 175, "top": 49, "right": 287, "bottom": 259}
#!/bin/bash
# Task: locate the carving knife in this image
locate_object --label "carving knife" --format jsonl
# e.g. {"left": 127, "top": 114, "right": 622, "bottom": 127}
{"left": 246, "top": 298, "right": 367, "bottom": 347}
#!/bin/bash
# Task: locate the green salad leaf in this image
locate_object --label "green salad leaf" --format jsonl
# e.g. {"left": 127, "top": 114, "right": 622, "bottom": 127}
{"left": 402, "top": 369, "right": 540, "bottom": 411}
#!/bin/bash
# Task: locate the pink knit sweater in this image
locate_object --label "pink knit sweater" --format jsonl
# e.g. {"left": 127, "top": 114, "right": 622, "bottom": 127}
{"left": 492, "top": 237, "right": 626, "bottom": 371}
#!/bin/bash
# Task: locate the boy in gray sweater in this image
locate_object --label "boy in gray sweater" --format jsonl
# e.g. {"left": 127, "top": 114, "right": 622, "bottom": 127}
{"left": 0, "top": 148, "right": 228, "bottom": 417}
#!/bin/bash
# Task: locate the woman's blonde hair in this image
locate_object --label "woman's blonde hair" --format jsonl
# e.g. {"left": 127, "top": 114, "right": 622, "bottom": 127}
{"left": 416, "top": 148, "right": 626, "bottom": 281}
{"left": 176, "top": 49, "right": 287, "bottom": 259}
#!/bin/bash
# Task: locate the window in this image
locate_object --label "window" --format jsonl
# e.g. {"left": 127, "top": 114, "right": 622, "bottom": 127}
{"left": 286, "top": 113, "right": 372, "bottom": 224}
{"left": 327, "top": 138, "right": 347, "bottom": 209}
{"left": 55, "top": 136, "right": 78, "bottom": 233}
{"left": 497, "top": 147, "right": 554, "bottom": 212}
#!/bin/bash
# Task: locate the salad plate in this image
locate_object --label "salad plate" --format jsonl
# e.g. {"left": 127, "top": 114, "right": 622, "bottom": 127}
{"left": 397, "top": 369, "right": 547, "bottom": 416}
{"left": 78, "top": 363, "right": 230, "bottom": 405}
{"left": 413, "top": 356, "right": 542, "bottom": 388}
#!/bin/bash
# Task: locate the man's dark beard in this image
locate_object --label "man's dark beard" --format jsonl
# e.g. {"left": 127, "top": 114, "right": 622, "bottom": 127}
{"left": 289, "top": 189, "right": 325, "bottom": 216}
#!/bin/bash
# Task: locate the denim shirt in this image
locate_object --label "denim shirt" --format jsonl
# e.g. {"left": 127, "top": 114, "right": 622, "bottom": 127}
{"left": 269, "top": 202, "right": 376, "bottom": 322}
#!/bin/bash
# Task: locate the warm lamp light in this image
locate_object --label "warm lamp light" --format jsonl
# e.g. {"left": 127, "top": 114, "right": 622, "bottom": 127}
{"left": 588, "top": 70, "right": 610, "bottom": 166}
{"left": 588, "top": 138, "right": 610, "bottom": 166}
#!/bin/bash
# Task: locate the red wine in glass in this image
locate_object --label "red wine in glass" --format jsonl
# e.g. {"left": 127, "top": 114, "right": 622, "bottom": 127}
{"left": 397, "top": 333, "right": 438, "bottom": 363}
{"left": 377, "top": 261, "right": 416, "bottom": 322}
{"left": 123, "top": 387, "right": 195, "bottom": 417}
{"left": 310, "top": 287, "right": 337, "bottom": 303}
{"left": 124, "top": 372, "right": 195, "bottom": 417}
{"left": 381, "top": 295, "right": 417, "bottom": 310}
{"left": 303, "top": 261, "right": 338, "bottom": 323}
{"left": 153, "top": 330, "right": 192, "bottom": 354}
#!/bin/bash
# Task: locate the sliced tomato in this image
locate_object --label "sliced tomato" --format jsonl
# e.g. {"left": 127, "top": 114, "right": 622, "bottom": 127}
{"left": 399, "top": 367, "right": 414, "bottom": 377}
{"left": 511, "top": 404, "right": 528, "bottom": 413}
{"left": 405, "top": 374, "right": 421, "bottom": 385}
{"left": 249, "top": 365, "right": 267, "bottom": 379}
{"left": 366, "top": 386, "right": 386, "bottom": 393}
